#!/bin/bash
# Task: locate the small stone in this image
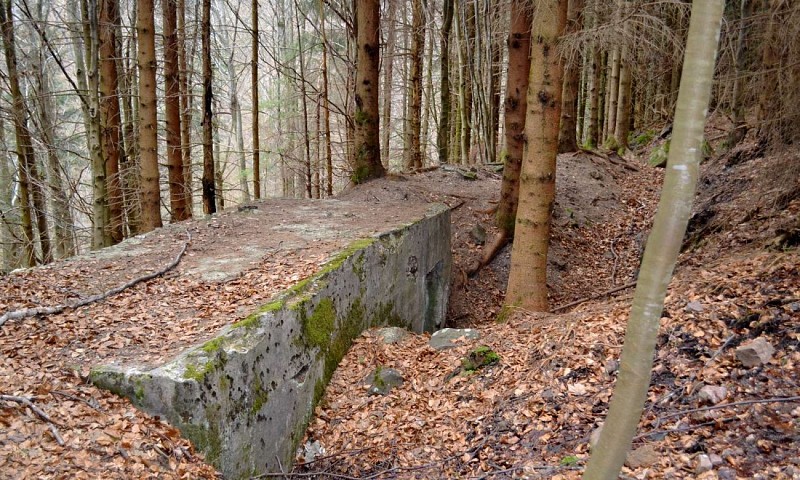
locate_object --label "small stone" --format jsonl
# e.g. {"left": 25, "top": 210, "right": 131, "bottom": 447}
{"left": 375, "top": 327, "right": 409, "bottom": 344}
{"left": 698, "top": 385, "right": 728, "bottom": 405}
{"left": 789, "top": 302, "right": 800, "bottom": 313}
{"left": 470, "top": 224, "right": 487, "bottom": 245}
{"left": 709, "top": 453, "right": 724, "bottom": 466}
{"left": 736, "top": 337, "right": 775, "bottom": 367}
{"left": 604, "top": 359, "right": 619, "bottom": 375}
{"left": 365, "top": 367, "right": 404, "bottom": 396}
{"left": 696, "top": 454, "right": 713, "bottom": 474}
{"left": 590, "top": 170, "right": 603, "bottom": 180}
{"left": 625, "top": 444, "right": 660, "bottom": 469}
{"left": 685, "top": 301, "right": 704, "bottom": 313}
{"left": 429, "top": 328, "right": 481, "bottom": 350}
{"left": 718, "top": 467, "right": 737, "bottom": 480}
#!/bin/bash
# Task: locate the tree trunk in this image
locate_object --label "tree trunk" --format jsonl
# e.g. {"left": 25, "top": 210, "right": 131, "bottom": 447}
{"left": 352, "top": 0, "right": 385, "bottom": 183}
{"left": 178, "top": 0, "right": 193, "bottom": 213}
{"left": 496, "top": 0, "right": 531, "bottom": 236}
{"left": 201, "top": 0, "right": 216, "bottom": 213}
{"left": 99, "top": 0, "right": 124, "bottom": 243}
{"left": 380, "top": 0, "right": 396, "bottom": 163}
{"left": 404, "top": 0, "right": 425, "bottom": 170}
{"left": 459, "top": 0, "right": 475, "bottom": 165}
{"left": 252, "top": 0, "right": 261, "bottom": 199}
{"left": 1, "top": 0, "right": 42, "bottom": 266}
{"left": 605, "top": 47, "right": 620, "bottom": 145}
{"left": 558, "top": 0, "right": 583, "bottom": 153}
{"left": 164, "top": 0, "right": 189, "bottom": 221}
{"left": 319, "top": 0, "right": 333, "bottom": 196}
{"left": 0, "top": 116, "right": 17, "bottom": 270}
{"left": 726, "top": 0, "right": 750, "bottom": 148}
{"left": 474, "top": 0, "right": 532, "bottom": 273}
{"left": 614, "top": 4, "right": 633, "bottom": 151}
{"left": 294, "top": 0, "right": 312, "bottom": 198}
{"left": 137, "top": 0, "right": 162, "bottom": 231}
{"left": 437, "top": 0, "right": 454, "bottom": 164}
{"left": 505, "top": 0, "right": 568, "bottom": 313}
{"left": 583, "top": 2, "right": 723, "bottom": 477}
{"left": 121, "top": 29, "right": 141, "bottom": 236}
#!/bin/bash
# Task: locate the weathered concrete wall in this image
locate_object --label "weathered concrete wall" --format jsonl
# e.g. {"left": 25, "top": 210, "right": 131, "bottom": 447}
{"left": 91, "top": 204, "right": 451, "bottom": 479}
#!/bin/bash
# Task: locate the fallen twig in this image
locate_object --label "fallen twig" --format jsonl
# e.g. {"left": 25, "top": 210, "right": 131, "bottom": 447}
{"left": 552, "top": 281, "right": 637, "bottom": 312}
{"left": 0, "top": 394, "right": 65, "bottom": 446}
{"left": 634, "top": 416, "right": 738, "bottom": 441}
{"left": 0, "top": 230, "right": 192, "bottom": 328}
{"left": 50, "top": 390, "right": 105, "bottom": 413}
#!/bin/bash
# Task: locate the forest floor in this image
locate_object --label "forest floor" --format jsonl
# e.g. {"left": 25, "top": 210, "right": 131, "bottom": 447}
{"left": 0, "top": 134, "right": 798, "bottom": 479}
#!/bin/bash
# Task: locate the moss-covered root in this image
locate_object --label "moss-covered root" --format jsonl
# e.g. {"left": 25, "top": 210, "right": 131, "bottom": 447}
{"left": 445, "top": 345, "right": 501, "bottom": 382}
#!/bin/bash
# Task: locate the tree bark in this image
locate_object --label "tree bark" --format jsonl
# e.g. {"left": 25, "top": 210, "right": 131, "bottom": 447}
{"left": 437, "top": 0, "right": 454, "bottom": 164}
{"left": 352, "top": 0, "right": 385, "bottom": 183}
{"left": 252, "top": 0, "right": 261, "bottom": 199}
{"left": 319, "top": 0, "right": 333, "bottom": 196}
{"left": 605, "top": 47, "right": 620, "bottom": 146}
{"left": 558, "top": 0, "right": 583, "bottom": 153}
{"left": 137, "top": 0, "right": 162, "bottom": 231}
{"left": 726, "top": 0, "right": 750, "bottom": 148}
{"left": 404, "top": 0, "right": 425, "bottom": 170}
{"left": 505, "top": 0, "right": 568, "bottom": 313}
{"left": 380, "top": 0, "right": 396, "bottom": 163}
{"left": 99, "top": 0, "right": 124, "bottom": 243}
{"left": 583, "top": 2, "right": 724, "bottom": 478}
{"left": 201, "top": 0, "right": 216, "bottom": 213}
{"left": 0, "top": 0, "right": 36, "bottom": 266}
{"left": 164, "top": 0, "right": 189, "bottom": 221}
{"left": 178, "top": 0, "right": 193, "bottom": 213}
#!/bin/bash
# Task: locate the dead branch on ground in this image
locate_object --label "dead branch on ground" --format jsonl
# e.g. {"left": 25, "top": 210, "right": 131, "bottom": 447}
{"left": 0, "top": 230, "right": 192, "bottom": 328}
{"left": 0, "top": 394, "right": 65, "bottom": 446}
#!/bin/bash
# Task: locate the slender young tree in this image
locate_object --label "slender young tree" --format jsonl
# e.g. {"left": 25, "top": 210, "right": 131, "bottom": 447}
{"left": 99, "top": 0, "right": 124, "bottom": 243}
{"left": 404, "top": 0, "right": 425, "bottom": 170}
{"left": 0, "top": 0, "right": 36, "bottom": 266}
{"left": 583, "top": 2, "right": 724, "bottom": 478}
{"left": 380, "top": 0, "right": 396, "bottom": 163}
{"left": 201, "top": 0, "right": 216, "bottom": 213}
{"left": 505, "top": 0, "right": 568, "bottom": 312}
{"left": 252, "top": 0, "right": 261, "bottom": 198}
{"left": 164, "top": 0, "right": 189, "bottom": 221}
{"left": 351, "top": 0, "right": 385, "bottom": 183}
{"left": 319, "top": 0, "right": 333, "bottom": 196}
{"left": 137, "top": 0, "right": 163, "bottom": 231}
{"left": 437, "top": 0, "right": 455, "bottom": 164}
{"left": 558, "top": 0, "right": 583, "bottom": 153}
{"left": 178, "top": 0, "right": 193, "bottom": 213}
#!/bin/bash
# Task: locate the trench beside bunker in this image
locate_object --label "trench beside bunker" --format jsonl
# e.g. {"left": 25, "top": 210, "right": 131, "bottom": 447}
{"left": 91, "top": 204, "right": 451, "bottom": 479}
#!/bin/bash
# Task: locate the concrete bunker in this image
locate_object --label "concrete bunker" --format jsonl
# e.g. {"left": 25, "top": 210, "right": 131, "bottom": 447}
{"left": 91, "top": 203, "right": 451, "bottom": 479}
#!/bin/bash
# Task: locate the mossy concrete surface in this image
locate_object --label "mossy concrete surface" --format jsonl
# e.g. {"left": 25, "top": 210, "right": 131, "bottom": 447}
{"left": 90, "top": 204, "right": 451, "bottom": 479}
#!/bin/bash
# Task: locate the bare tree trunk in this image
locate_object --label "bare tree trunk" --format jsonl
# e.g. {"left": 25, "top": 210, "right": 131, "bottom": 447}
{"left": 0, "top": 116, "right": 17, "bottom": 270}
{"left": 381, "top": 0, "right": 396, "bottom": 163}
{"left": 605, "top": 47, "right": 620, "bottom": 145}
{"left": 252, "top": 0, "right": 261, "bottom": 199}
{"left": 614, "top": 3, "right": 633, "bottom": 151}
{"left": 726, "top": 0, "right": 750, "bottom": 148}
{"left": 319, "top": 0, "right": 333, "bottom": 196}
{"left": 121, "top": 29, "right": 140, "bottom": 236}
{"left": 352, "top": 0, "right": 385, "bottom": 183}
{"left": 178, "top": 0, "right": 193, "bottom": 213}
{"left": 587, "top": 44, "right": 601, "bottom": 148}
{"left": 474, "top": 0, "right": 531, "bottom": 273}
{"left": 558, "top": 0, "right": 584, "bottom": 153}
{"left": 164, "top": 0, "right": 189, "bottom": 221}
{"left": 137, "top": 0, "right": 162, "bottom": 231}
{"left": 505, "top": 0, "right": 568, "bottom": 313}
{"left": 404, "top": 0, "right": 425, "bottom": 170}
{"left": 1, "top": 0, "right": 43, "bottom": 266}
{"left": 293, "top": 0, "right": 312, "bottom": 198}
{"left": 437, "top": 0, "right": 454, "bottom": 164}
{"left": 99, "top": 0, "right": 124, "bottom": 242}
{"left": 584, "top": 2, "right": 724, "bottom": 477}
{"left": 459, "top": 0, "right": 475, "bottom": 165}
{"left": 201, "top": 0, "right": 216, "bottom": 214}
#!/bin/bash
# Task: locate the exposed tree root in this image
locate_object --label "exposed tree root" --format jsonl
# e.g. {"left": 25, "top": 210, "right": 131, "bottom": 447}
{"left": 0, "top": 230, "right": 192, "bottom": 328}
{"left": 467, "top": 230, "right": 510, "bottom": 277}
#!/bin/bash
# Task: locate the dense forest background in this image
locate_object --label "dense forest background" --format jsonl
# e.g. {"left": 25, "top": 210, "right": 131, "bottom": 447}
{"left": 0, "top": 0, "right": 798, "bottom": 271}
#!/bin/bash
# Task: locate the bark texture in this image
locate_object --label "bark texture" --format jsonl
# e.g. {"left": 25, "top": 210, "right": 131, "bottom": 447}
{"left": 505, "top": 0, "right": 568, "bottom": 312}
